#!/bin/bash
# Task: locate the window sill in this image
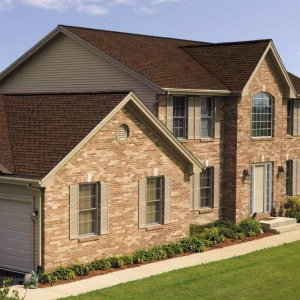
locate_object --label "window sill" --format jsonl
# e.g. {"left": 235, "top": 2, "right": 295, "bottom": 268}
{"left": 251, "top": 137, "right": 274, "bottom": 141}
{"left": 78, "top": 235, "right": 100, "bottom": 243}
{"left": 200, "top": 138, "right": 214, "bottom": 143}
{"left": 199, "top": 208, "right": 213, "bottom": 214}
{"left": 146, "top": 224, "right": 164, "bottom": 231}
{"left": 287, "top": 135, "right": 293, "bottom": 139}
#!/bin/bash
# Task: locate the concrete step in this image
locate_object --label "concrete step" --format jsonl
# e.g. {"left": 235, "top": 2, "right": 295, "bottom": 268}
{"left": 267, "top": 223, "right": 300, "bottom": 234}
{"left": 260, "top": 217, "right": 296, "bottom": 231}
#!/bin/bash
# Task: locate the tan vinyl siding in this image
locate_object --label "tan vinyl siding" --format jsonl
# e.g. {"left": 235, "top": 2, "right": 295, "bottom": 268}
{"left": 0, "top": 34, "right": 157, "bottom": 111}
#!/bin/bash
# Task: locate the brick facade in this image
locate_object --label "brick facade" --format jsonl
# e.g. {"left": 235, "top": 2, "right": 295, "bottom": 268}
{"left": 43, "top": 106, "right": 190, "bottom": 271}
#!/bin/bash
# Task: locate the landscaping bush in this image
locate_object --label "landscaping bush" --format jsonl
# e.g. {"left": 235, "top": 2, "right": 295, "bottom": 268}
{"left": 53, "top": 266, "right": 75, "bottom": 280}
{"left": 239, "top": 218, "right": 262, "bottom": 236}
{"left": 180, "top": 236, "right": 205, "bottom": 253}
{"left": 218, "top": 227, "right": 236, "bottom": 239}
{"left": 120, "top": 255, "right": 134, "bottom": 265}
{"left": 38, "top": 272, "right": 58, "bottom": 284}
{"left": 284, "top": 197, "right": 300, "bottom": 223}
{"left": 190, "top": 222, "right": 215, "bottom": 235}
{"left": 199, "top": 227, "right": 227, "bottom": 243}
{"left": 133, "top": 250, "right": 148, "bottom": 263}
{"left": 108, "top": 256, "right": 125, "bottom": 268}
{"left": 70, "top": 262, "right": 89, "bottom": 276}
{"left": 89, "top": 258, "right": 111, "bottom": 271}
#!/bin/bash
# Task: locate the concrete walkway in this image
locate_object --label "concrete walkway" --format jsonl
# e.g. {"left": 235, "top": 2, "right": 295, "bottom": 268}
{"left": 9, "top": 228, "right": 300, "bottom": 300}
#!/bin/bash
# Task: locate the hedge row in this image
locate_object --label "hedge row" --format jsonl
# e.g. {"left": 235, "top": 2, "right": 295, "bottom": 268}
{"left": 39, "top": 218, "right": 262, "bottom": 284}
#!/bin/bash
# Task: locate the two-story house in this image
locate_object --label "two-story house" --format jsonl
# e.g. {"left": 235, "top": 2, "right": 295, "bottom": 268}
{"left": 0, "top": 25, "right": 300, "bottom": 273}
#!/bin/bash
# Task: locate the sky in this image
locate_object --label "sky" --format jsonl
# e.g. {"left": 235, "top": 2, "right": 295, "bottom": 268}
{"left": 0, "top": 0, "right": 300, "bottom": 76}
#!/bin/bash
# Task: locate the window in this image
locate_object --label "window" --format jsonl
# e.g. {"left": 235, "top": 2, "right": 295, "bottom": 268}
{"left": 146, "top": 177, "right": 162, "bottom": 225}
{"left": 287, "top": 100, "right": 293, "bottom": 135}
{"left": 252, "top": 92, "right": 273, "bottom": 137}
{"left": 286, "top": 160, "right": 293, "bottom": 196}
{"left": 79, "top": 183, "right": 98, "bottom": 236}
{"left": 201, "top": 97, "right": 214, "bottom": 138}
{"left": 200, "top": 167, "right": 214, "bottom": 208}
{"left": 173, "top": 96, "right": 186, "bottom": 138}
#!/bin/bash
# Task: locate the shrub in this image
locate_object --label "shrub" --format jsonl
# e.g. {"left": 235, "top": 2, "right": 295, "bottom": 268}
{"left": 190, "top": 222, "right": 215, "bottom": 235}
{"left": 70, "top": 262, "right": 89, "bottom": 276}
{"left": 213, "top": 219, "right": 237, "bottom": 229}
{"left": 218, "top": 227, "right": 235, "bottom": 239}
{"left": 38, "top": 272, "right": 58, "bottom": 284}
{"left": 89, "top": 258, "right": 111, "bottom": 271}
{"left": 53, "top": 266, "right": 75, "bottom": 280}
{"left": 108, "top": 256, "right": 125, "bottom": 268}
{"left": 133, "top": 250, "right": 148, "bottom": 263}
{"left": 120, "top": 255, "right": 133, "bottom": 265}
{"left": 180, "top": 236, "right": 205, "bottom": 253}
{"left": 239, "top": 218, "right": 262, "bottom": 236}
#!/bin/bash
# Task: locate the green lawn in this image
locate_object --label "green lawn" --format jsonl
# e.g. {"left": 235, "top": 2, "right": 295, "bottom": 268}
{"left": 60, "top": 241, "right": 300, "bottom": 300}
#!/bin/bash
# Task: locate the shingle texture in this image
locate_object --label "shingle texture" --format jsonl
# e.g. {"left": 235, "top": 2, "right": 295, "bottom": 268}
{"left": 182, "top": 40, "right": 271, "bottom": 91}
{"left": 1, "top": 92, "right": 127, "bottom": 179}
{"left": 61, "top": 25, "right": 228, "bottom": 90}
{"left": 287, "top": 72, "right": 300, "bottom": 95}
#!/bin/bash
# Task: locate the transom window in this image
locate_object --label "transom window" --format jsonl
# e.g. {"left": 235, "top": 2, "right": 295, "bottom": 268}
{"left": 252, "top": 92, "right": 273, "bottom": 137}
{"left": 200, "top": 167, "right": 213, "bottom": 208}
{"left": 146, "top": 177, "right": 162, "bottom": 225}
{"left": 173, "top": 96, "right": 186, "bottom": 139}
{"left": 201, "top": 97, "right": 214, "bottom": 138}
{"left": 79, "top": 183, "right": 98, "bottom": 236}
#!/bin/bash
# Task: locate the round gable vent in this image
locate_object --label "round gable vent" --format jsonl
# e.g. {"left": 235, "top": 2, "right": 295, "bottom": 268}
{"left": 117, "top": 124, "right": 129, "bottom": 141}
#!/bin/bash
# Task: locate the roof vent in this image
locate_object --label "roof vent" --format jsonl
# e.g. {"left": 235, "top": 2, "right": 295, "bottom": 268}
{"left": 117, "top": 124, "right": 129, "bottom": 141}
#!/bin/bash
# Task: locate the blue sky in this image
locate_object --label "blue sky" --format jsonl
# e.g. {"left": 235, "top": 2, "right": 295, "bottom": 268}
{"left": 0, "top": 0, "right": 300, "bottom": 76}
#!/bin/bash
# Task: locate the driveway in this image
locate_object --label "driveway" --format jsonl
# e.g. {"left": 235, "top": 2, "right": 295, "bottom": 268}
{"left": 0, "top": 269, "right": 24, "bottom": 286}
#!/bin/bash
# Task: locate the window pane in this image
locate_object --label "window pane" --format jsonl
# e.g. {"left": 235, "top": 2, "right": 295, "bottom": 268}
{"left": 173, "top": 96, "right": 186, "bottom": 138}
{"left": 200, "top": 168, "right": 213, "bottom": 208}
{"left": 201, "top": 98, "right": 213, "bottom": 138}
{"left": 79, "top": 210, "right": 95, "bottom": 235}
{"left": 146, "top": 177, "right": 162, "bottom": 225}
{"left": 251, "top": 93, "right": 272, "bottom": 137}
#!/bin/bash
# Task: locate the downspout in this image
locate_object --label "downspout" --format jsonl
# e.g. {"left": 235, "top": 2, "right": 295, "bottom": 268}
{"left": 26, "top": 183, "right": 43, "bottom": 273}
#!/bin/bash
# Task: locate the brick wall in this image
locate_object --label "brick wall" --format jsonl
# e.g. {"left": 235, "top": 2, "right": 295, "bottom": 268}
{"left": 43, "top": 106, "right": 190, "bottom": 271}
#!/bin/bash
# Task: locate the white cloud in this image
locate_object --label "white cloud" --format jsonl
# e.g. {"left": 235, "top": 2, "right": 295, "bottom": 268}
{"left": 0, "top": 0, "right": 13, "bottom": 11}
{"left": 78, "top": 3, "right": 109, "bottom": 15}
{"left": 134, "top": 5, "right": 154, "bottom": 14}
{"left": 152, "top": 0, "right": 179, "bottom": 3}
{"left": 0, "top": 0, "right": 182, "bottom": 15}
{"left": 22, "top": 0, "right": 73, "bottom": 12}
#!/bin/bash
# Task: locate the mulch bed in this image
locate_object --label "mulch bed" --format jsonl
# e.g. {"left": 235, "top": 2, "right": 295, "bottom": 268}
{"left": 38, "top": 231, "right": 275, "bottom": 288}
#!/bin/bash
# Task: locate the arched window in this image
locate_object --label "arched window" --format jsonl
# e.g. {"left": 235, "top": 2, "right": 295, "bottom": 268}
{"left": 252, "top": 92, "right": 273, "bottom": 137}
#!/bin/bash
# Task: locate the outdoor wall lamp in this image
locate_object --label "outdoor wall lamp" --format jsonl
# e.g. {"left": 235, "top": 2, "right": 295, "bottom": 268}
{"left": 278, "top": 166, "right": 285, "bottom": 177}
{"left": 31, "top": 209, "right": 38, "bottom": 222}
{"left": 243, "top": 169, "right": 250, "bottom": 181}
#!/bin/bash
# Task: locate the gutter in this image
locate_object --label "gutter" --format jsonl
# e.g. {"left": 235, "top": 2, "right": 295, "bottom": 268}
{"left": 26, "top": 183, "right": 43, "bottom": 273}
{"left": 0, "top": 176, "right": 42, "bottom": 185}
{"left": 162, "top": 88, "right": 241, "bottom": 96}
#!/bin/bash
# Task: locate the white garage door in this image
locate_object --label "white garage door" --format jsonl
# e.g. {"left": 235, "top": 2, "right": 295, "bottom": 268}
{"left": 0, "top": 199, "right": 33, "bottom": 273}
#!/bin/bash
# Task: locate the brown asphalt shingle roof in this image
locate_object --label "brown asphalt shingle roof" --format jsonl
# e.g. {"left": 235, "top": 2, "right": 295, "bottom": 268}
{"left": 61, "top": 25, "right": 228, "bottom": 90}
{"left": 182, "top": 40, "right": 271, "bottom": 91}
{"left": 287, "top": 72, "right": 300, "bottom": 95}
{"left": 1, "top": 92, "right": 128, "bottom": 179}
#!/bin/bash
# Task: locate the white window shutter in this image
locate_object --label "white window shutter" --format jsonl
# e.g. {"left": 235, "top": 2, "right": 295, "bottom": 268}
{"left": 166, "top": 96, "right": 173, "bottom": 132}
{"left": 195, "top": 97, "right": 201, "bottom": 139}
{"left": 164, "top": 177, "right": 172, "bottom": 224}
{"left": 139, "top": 179, "right": 146, "bottom": 228}
{"left": 193, "top": 172, "right": 200, "bottom": 210}
{"left": 190, "top": 173, "right": 194, "bottom": 211}
{"left": 213, "top": 166, "right": 220, "bottom": 207}
{"left": 70, "top": 185, "right": 79, "bottom": 240}
{"left": 292, "top": 160, "right": 300, "bottom": 195}
{"left": 293, "top": 101, "right": 299, "bottom": 136}
{"left": 214, "top": 97, "right": 221, "bottom": 139}
{"left": 188, "top": 97, "right": 195, "bottom": 139}
{"left": 100, "top": 183, "right": 109, "bottom": 235}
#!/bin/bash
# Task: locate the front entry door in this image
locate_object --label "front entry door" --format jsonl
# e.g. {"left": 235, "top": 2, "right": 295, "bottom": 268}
{"left": 251, "top": 163, "right": 272, "bottom": 214}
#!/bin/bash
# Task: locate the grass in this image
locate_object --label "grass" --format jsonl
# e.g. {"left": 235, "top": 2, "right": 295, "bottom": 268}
{"left": 60, "top": 240, "right": 300, "bottom": 299}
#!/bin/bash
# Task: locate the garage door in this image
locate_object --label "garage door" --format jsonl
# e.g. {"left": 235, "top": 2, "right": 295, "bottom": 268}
{"left": 0, "top": 199, "right": 33, "bottom": 273}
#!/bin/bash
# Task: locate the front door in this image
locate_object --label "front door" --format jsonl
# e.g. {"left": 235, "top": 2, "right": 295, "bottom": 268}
{"left": 251, "top": 163, "right": 272, "bottom": 214}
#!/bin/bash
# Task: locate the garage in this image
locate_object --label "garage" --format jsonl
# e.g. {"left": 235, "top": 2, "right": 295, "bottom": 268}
{"left": 0, "top": 199, "right": 33, "bottom": 273}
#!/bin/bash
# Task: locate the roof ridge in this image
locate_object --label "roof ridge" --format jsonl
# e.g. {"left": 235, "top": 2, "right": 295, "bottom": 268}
{"left": 59, "top": 24, "right": 209, "bottom": 45}
{"left": 3, "top": 91, "right": 132, "bottom": 96}
{"left": 181, "top": 39, "right": 272, "bottom": 49}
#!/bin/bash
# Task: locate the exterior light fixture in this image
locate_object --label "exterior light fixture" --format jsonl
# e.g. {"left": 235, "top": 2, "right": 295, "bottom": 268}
{"left": 31, "top": 209, "right": 38, "bottom": 222}
{"left": 243, "top": 169, "right": 250, "bottom": 181}
{"left": 278, "top": 166, "right": 285, "bottom": 177}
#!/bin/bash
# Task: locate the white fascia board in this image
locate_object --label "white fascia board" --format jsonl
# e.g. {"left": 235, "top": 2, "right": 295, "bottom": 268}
{"left": 162, "top": 88, "right": 232, "bottom": 96}
{"left": 0, "top": 27, "right": 62, "bottom": 83}
{"left": 0, "top": 176, "right": 41, "bottom": 185}
{"left": 59, "top": 26, "right": 162, "bottom": 94}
